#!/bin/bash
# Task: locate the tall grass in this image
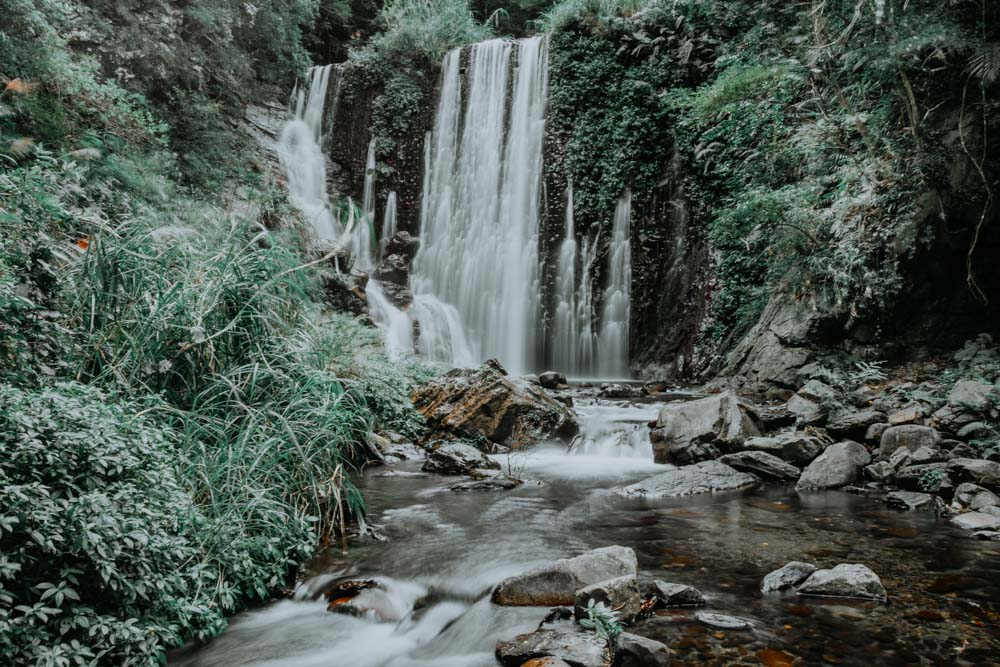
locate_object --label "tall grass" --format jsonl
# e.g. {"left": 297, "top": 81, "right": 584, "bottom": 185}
{"left": 372, "top": 0, "right": 494, "bottom": 60}
{"left": 533, "top": 0, "right": 650, "bottom": 32}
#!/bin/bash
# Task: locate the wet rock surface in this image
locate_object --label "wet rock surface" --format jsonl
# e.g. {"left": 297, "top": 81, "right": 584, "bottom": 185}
{"left": 695, "top": 612, "right": 753, "bottom": 630}
{"left": 412, "top": 360, "right": 578, "bottom": 449}
{"left": 492, "top": 546, "right": 638, "bottom": 606}
{"left": 615, "top": 632, "right": 670, "bottom": 666}
{"left": 421, "top": 442, "right": 500, "bottom": 476}
{"left": 619, "top": 461, "right": 759, "bottom": 498}
{"left": 573, "top": 574, "right": 641, "bottom": 623}
{"left": 797, "top": 563, "right": 887, "bottom": 601}
{"left": 495, "top": 627, "right": 607, "bottom": 667}
{"left": 650, "top": 392, "right": 762, "bottom": 464}
{"left": 796, "top": 442, "right": 871, "bottom": 490}
{"left": 652, "top": 581, "right": 705, "bottom": 607}
{"left": 761, "top": 561, "right": 817, "bottom": 592}
{"left": 718, "top": 450, "right": 800, "bottom": 481}
{"left": 884, "top": 490, "right": 935, "bottom": 511}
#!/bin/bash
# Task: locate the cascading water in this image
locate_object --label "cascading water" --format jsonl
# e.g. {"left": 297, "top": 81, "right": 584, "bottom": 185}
{"left": 379, "top": 191, "right": 397, "bottom": 260}
{"left": 596, "top": 191, "right": 632, "bottom": 378}
{"left": 278, "top": 65, "right": 340, "bottom": 242}
{"left": 343, "top": 139, "right": 378, "bottom": 271}
{"left": 411, "top": 37, "right": 548, "bottom": 375}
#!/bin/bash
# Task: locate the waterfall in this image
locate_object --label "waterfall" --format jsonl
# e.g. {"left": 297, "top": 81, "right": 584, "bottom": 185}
{"left": 343, "top": 139, "right": 378, "bottom": 271}
{"left": 278, "top": 65, "right": 340, "bottom": 242}
{"left": 411, "top": 37, "right": 548, "bottom": 375}
{"left": 379, "top": 191, "right": 397, "bottom": 260}
{"left": 366, "top": 281, "right": 413, "bottom": 358}
{"left": 597, "top": 191, "right": 632, "bottom": 378}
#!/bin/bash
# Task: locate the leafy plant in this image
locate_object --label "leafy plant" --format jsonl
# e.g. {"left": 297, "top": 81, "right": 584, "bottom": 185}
{"left": 579, "top": 598, "right": 624, "bottom": 647}
{"left": 918, "top": 468, "right": 946, "bottom": 493}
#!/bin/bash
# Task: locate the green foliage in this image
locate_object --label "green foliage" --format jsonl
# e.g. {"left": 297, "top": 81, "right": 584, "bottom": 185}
{"left": 918, "top": 468, "right": 946, "bottom": 493}
{"left": 373, "top": 0, "right": 493, "bottom": 62}
{"left": 579, "top": 598, "right": 623, "bottom": 647}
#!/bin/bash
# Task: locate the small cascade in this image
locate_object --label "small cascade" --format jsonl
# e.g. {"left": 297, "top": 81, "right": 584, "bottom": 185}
{"left": 411, "top": 37, "right": 549, "bottom": 375}
{"left": 379, "top": 191, "right": 397, "bottom": 260}
{"left": 411, "top": 296, "right": 476, "bottom": 367}
{"left": 278, "top": 65, "right": 340, "bottom": 242}
{"left": 596, "top": 191, "right": 632, "bottom": 378}
{"left": 570, "top": 402, "right": 657, "bottom": 459}
{"left": 343, "top": 139, "right": 378, "bottom": 271}
{"left": 365, "top": 281, "right": 413, "bottom": 358}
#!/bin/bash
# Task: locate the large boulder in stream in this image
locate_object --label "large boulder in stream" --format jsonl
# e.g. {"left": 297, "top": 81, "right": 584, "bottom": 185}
{"left": 495, "top": 627, "right": 606, "bottom": 667}
{"left": 421, "top": 442, "right": 500, "bottom": 476}
{"left": 492, "top": 546, "right": 637, "bottom": 606}
{"left": 649, "top": 392, "right": 763, "bottom": 464}
{"left": 412, "top": 360, "right": 578, "bottom": 450}
{"left": 618, "top": 461, "right": 759, "bottom": 498}
{"left": 797, "top": 563, "right": 887, "bottom": 601}
{"left": 795, "top": 441, "right": 871, "bottom": 490}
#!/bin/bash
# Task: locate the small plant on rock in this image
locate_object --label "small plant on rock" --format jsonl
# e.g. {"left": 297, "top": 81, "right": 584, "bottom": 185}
{"left": 580, "top": 599, "right": 624, "bottom": 649}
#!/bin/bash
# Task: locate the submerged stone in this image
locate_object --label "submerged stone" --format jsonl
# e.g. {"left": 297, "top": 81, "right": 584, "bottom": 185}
{"left": 695, "top": 612, "right": 753, "bottom": 630}
{"left": 421, "top": 442, "right": 500, "bottom": 476}
{"left": 652, "top": 580, "right": 705, "bottom": 607}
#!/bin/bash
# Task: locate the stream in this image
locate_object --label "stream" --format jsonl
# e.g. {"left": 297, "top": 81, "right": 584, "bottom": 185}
{"left": 173, "top": 387, "right": 1000, "bottom": 666}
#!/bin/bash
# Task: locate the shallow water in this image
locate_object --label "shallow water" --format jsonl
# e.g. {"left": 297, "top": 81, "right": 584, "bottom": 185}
{"left": 173, "top": 390, "right": 1000, "bottom": 666}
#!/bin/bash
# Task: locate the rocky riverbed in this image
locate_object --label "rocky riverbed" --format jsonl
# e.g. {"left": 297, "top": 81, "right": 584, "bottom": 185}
{"left": 171, "top": 368, "right": 1000, "bottom": 667}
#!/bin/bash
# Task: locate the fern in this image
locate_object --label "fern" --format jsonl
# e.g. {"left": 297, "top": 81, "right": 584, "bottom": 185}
{"left": 967, "top": 43, "right": 1000, "bottom": 86}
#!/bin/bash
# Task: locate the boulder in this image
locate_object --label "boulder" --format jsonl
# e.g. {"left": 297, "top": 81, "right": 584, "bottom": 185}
{"left": 932, "top": 380, "right": 995, "bottom": 433}
{"left": 827, "top": 409, "right": 886, "bottom": 439}
{"left": 879, "top": 425, "right": 942, "bottom": 459}
{"left": 951, "top": 512, "right": 1000, "bottom": 531}
{"left": 619, "top": 461, "right": 759, "bottom": 498}
{"left": 718, "top": 451, "right": 800, "bottom": 482}
{"left": 448, "top": 475, "right": 522, "bottom": 492}
{"left": 957, "top": 422, "right": 996, "bottom": 440}
{"left": 616, "top": 633, "right": 669, "bottom": 666}
{"left": 384, "top": 231, "right": 420, "bottom": 260}
{"left": 786, "top": 395, "right": 826, "bottom": 425}
{"left": 539, "top": 371, "right": 568, "bottom": 390}
{"left": 495, "top": 628, "right": 606, "bottom": 667}
{"left": 651, "top": 581, "right": 705, "bottom": 607}
{"left": 380, "top": 442, "right": 425, "bottom": 463}
{"left": 865, "top": 422, "right": 891, "bottom": 445}
{"left": 412, "top": 360, "right": 578, "bottom": 449}
{"left": 797, "top": 564, "right": 887, "bottom": 601}
{"left": 864, "top": 461, "right": 896, "bottom": 484}
{"left": 951, "top": 483, "right": 1000, "bottom": 511}
{"left": 422, "top": 443, "right": 501, "bottom": 476}
{"left": 947, "top": 458, "right": 1000, "bottom": 490}
{"left": 895, "top": 463, "right": 952, "bottom": 494}
{"left": 908, "top": 445, "right": 945, "bottom": 465}
{"left": 744, "top": 432, "right": 825, "bottom": 466}
{"left": 598, "top": 383, "right": 643, "bottom": 399}
{"left": 761, "top": 561, "right": 817, "bottom": 592}
{"left": 888, "top": 405, "right": 924, "bottom": 426}
{"left": 885, "top": 490, "right": 934, "bottom": 511}
{"left": 796, "top": 442, "right": 871, "bottom": 490}
{"left": 574, "top": 575, "right": 641, "bottom": 623}
{"left": 492, "top": 546, "right": 638, "bottom": 606}
{"left": 651, "top": 392, "right": 763, "bottom": 464}
{"left": 695, "top": 612, "right": 753, "bottom": 630}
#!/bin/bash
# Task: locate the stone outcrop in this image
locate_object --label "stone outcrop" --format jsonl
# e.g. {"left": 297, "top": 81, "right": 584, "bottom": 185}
{"left": 796, "top": 441, "right": 871, "bottom": 490}
{"left": 492, "top": 546, "right": 637, "bottom": 606}
{"left": 412, "top": 360, "right": 578, "bottom": 449}
{"left": 827, "top": 409, "right": 887, "bottom": 440}
{"left": 932, "top": 380, "right": 996, "bottom": 434}
{"left": 649, "top": 392, "right": 762, "bottom": 464}
{"left": 948, "top": 458, "right": 1000, "bottom": 490}
{"left": 620, "top": 461, "right": 759, "bottom": 498}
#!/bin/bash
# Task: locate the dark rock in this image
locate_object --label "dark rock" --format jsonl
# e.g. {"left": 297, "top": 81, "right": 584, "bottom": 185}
{"left": 619, "top": 461, "right": 759, "bottom": 498}
{"left": 797, "top": 563, "right": 887, "bottom": 601}
{"left": 796, "top": 441, "right": 871, "bottom": 490}
{"left": 695, "top": 612, "right": 753, "bottom": 630}
{"left": 971, "top": 530, "right": 1000, "bottom": 541}
{"left": 744, "top": 432, "right": 825, "bottom": 466}
{"left": 879, "top": 425, "right": 942, "bottom": 459}
{"left": 574, "top": 575, "right": 641, "bottom": 623}
{"left": 495, "top": 628, "right": 606, "bottom": 667}
{"left": 651, "top": 392, "right": 762, "bottom": 464}
{"left": 652, "top": 581, "right": 705, "bottom": 607}
{"left": 598, "top": 383, "right": 643, "bottom": 399}
{"left": 864, "top": 461, "right": 895, "bottom": 484}
{"left": 951, "top": 483, "right": 1000, "bottom": 511}
{"left": 827, "top": 409, "right": 886, "bottom": 439}
{"left": 888, "top": 405, "right": 924, "bottom": 426}
{"left": 380, "top": 442, "right": 425, "bottom": 463}
{"left": 616, "top": 633, "right": 669, "bottom": 666}
{"left": 865, "top": 422, "right": 891, "bottom": 445}
{"left": 885, "top": 490, "right": 935, "bottom": 511}
{"left": 540, "top": 371, "right": 568, "bottom": 390}
{"left": 642, "top": 381, "right": 668, "bottom": 395}
{"left": 761, "top": 561, "right": 817, "bottom": 592}
{"left": 384, "top": 231, "right": 420, "bottom": 260}
{"left": 373, "top": 252, "right": 409, "bottom": 285}
{"left": 947, "top": 442, "right": 982, "bottom": 459}
{"left": 492, "top": 546, "right": 637, "bottom": 606}
{"left": 908, "top": 445, "right": 945, "bottom": 464}
{"left": 951, "top": 512, "right": 1000, "bottom": 531}
{"left": 896, "top": 463, "right": 952, "bottom": 493}
{"left": 719, "top": 450, "right": 800, "bottom": 481}
{"left": 931, "top": 380, "right": 994, "bottom": 433}
{"left": 957, "top": 422, "right": 996, "bottom": 440}
{"left": 449, "top": 475, "right": 522, "bottom": 492}
{"left": 412, "top": 360, "right": 578, "bottom": 449}
{"left": 948, "top": 458, "right": 1000, "bottom": 490}
{"left": 421, "top": 443, "right": 501, "bottom": 476}
{"left": 323, "top": 271, "right": 369, "bottom": 316}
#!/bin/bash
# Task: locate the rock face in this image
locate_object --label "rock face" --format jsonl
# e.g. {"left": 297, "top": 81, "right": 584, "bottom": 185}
{"left": 744, "top": 432, "right": 825, "bottom": 466}
{"left": 652, "top": 581, "right": 705, "bottom": 607}
{"left": 797, "top": 564, "right": 887, "bottom": 601}
{"left": 412, "top": 360, "right": 578, "bottom": 449}
{"left": 495, "top": 628, "right": 606, "bottom": 667}
{"left": 573, "top": 575, "right": 641, "bottom": 623}
{"left": 796, "top": 442, "right": 871, "bottom": 490}
{"left": 718, "top": 451, "right": 800, "bottom": 481}
{"left": 879, "top": 425, "right": 942, "bottom": 459}
{"left": 492, "top": 546, "right": 638, "bottom": 606}
{"left": 761, "top": 561, "right": 818, "bottom": 592}
{"left": 421, "top": 443, "right": 500, "bottom": 476}
{"left": 619, "top": 461, "right": 759, "bottom": 498}
{"left": 616, "top": 633, "right": 670, "bottom": 666}
{"left": 650, "top": 392, "right": 762, "bottom": 464}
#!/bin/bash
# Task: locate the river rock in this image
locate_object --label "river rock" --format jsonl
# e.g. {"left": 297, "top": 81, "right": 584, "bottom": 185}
{"left": 539, "top": 371, "right": 568, "bottom": 390}
{"left": 599, "top": 383, "right": 643, "bottom": 399}
{"left": 951, "top": 483, "right": 1000, "bottom": 511}
{"left": 380, "top": 442, "right": 425, "bottom": 463}
{"left": 761, "top": 561, "right": 817, "bottom": 592}
{"left": 885, "top": 490, "right": 934, "bottom": 511}
{"left": 865, "top": 422, "right": 891, "bottom": 445}
{"left": 744, "top": 431, "right": 825, "bottom": 466}
{"left": 719, "top": 450, "right": 800, "bottom": 481}
{"left": 619, "top": 461, "right": 759, "bottom": 498}
{"left": 492, "top": 546, "right": 637, "bottom": 606}
{"left": 888, "top": 405, "right": 924, "bottom": 426}
{"left": 957, "top": 422, "right": 996, "bottom": 440}
{"left": 412, "top": 360, "right": 578, "bottom": 449}
{"left": 931, "top": 380, "right": 994, "bottom": 433}
{"left": 972, "top": 530, "right": 1000, "bottom": 541}
{"left": 797, "top": 563, "right": 887, "bottom": 601}
{"left": 947, "top": 458, "right": 1000, "bottom": 490}
{"left": 422, "top": 442, "right": 500, "bottom": 475}
{"left": 827, "top": 409, "right": 886, "bottom": 439}
{"left": 951, "top": 512, "right": 1000, "bottom": 531}
{"left": 796, "top": 441, "right": 871, "bottom": 490}
{"left": 574, "top": 575, "right": 641, "bottom": 623}
{"left": 895, "top": 463, "right": 952, "bottom": 493}
{"left": 864, "top": 461, "right": 896, "bottom": 483}
{"left": 650, "top": 392, "right": 762, "bottom": 464}
{"left": 616, "top": 633, "right": 670, "bottom": 666}
{"left": 652, "top": 581, "right": 705, "bottom": 607}
{"left": 448, "top": 475, "right": 522, "bottom": 492}
{"left": 879, "top": 425, "right": 941, "bottom": 459}
{"left": 495, "top": 628, "right": 606, "bottom": 667}
{"left": 695, "top": 612, "right": 753, "bottom": 630}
